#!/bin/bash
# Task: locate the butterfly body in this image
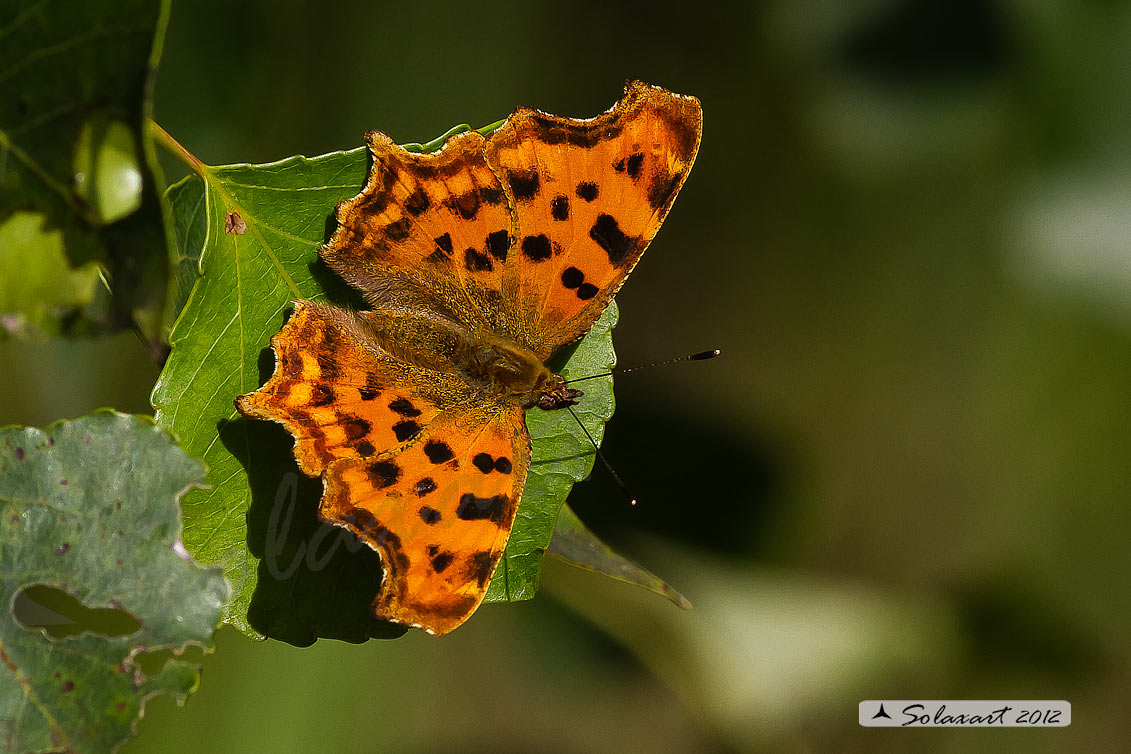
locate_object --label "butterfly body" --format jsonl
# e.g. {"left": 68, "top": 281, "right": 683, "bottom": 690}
{"left": 236, "top": 81, "right": 701, "bottom": 635}
{"left": 455, "top": 330, "right": 568, "bottom": 408}
{"left": 338, "top": 300, "right": 576, "bottom": 409}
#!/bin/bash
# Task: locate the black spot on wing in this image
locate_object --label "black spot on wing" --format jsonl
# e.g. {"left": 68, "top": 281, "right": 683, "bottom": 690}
{"left": 341, "top": 415, "right": 371, "bottom": 441}
{"left": 479, "top": 185, "right": 505, "bottom": 205}
{"left": 424, "top": 440, "right": 454, "bottom": 464}
{"left": 356, "top": 440, "right": 376, "bottom": 457}
{"left": 392, "top": 420, "right": 421, "bottom": 442}
{"left": 561, "top": 267, "right": 583, "bottom": 289}
{"left": 419, "top": 505, "right": 442, "bottom": 524}
{"left": 626, "top": 152, "right": 644, "bottom": 179}
{"left": 414, "top": 477, "right": 437, "bottom": 497}
{"left": 486, "top": 230, "right": 510, "bottom": 261}
{"left": 434, "top": 233, "right": 453, "bottom": 255}
{"left": 430, "top": 551, "right": 454, "bottom": 572}
{"left": 404, "top": 186, "right": 431, "bottom": 216}
{"left": 467, "top": 551, "right": 496, "bottom": 587}
{"left": 309, "top": 384, "right": 334, "bottom": 407}
{"left": 508, "top": 169, "right": 540, "bottom": 201}
{"left": 367, "top": 460, "right": 400, "bottom": 489}
{"left": 359, "top": 376, "right": 381, "bottom": 401}
{"left": 560, "top": 266, "right": 597, "bottom": 300}
{"left": 576, "top": 181, "right": 599, "bottom": 202}
{"left": 384, "top": 217, "right": 411, "bottom": 242}
{"left": 389, "top": 398, "right": 421, "bottom": 417}
{"left": 456, "top": 492, "right": 509, "bottom": 524}
{"left": 445, "top": 192, "right": 480, "bottom": 220}
{"left": 589, "top": 213, "right": 640, "bottom": 267}
{"left": 464, "top": 247, "right": 494, "bottom": 272}
{"left": 469, "top": 453, "right": 513, "bottom": 474}
{"left": 521, "top": 234, "right": 552, "bottom": 262}
{"left": 551, "top": 195, "right": 570, "bottom": 221}
{"left": 472, "top": 453, "right": 495, "bottom": 473}
{"left": 647, "top": 171, "right": 683, "bottom": 210}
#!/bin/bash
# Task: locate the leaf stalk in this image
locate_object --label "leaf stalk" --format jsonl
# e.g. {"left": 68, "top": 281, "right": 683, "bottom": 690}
{"left": 146, "top": 119, "right": 206, "bottom": 176}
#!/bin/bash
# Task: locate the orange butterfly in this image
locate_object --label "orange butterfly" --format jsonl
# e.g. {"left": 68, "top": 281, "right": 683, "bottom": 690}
{"left": 236, "top": 81, "right": 702, "bottom": 635}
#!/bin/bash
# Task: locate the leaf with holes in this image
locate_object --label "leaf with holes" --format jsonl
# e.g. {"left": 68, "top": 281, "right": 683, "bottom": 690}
{"left": 0, "top": 411, "right": 227, "bottom": 754}
{"left": 152, "top": 132, "right": 622, "bottom": 644}
{"left": 0, "top": 0, "right": 172, "bottom": 339}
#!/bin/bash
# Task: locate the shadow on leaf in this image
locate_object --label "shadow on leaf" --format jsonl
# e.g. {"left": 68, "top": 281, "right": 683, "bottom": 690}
{"left": 218, "top": 414, "right": 406, "bottom": 645}
{"left": 309, "top": 257, "right": 367, "bottom": 311}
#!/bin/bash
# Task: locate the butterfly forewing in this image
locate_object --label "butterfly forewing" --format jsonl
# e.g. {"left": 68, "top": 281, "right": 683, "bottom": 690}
{"left": 486, "top": 81, "right": 702, "bottom": 359}
{"left": 322, "top": 130, "right": 516, "bottom": 334}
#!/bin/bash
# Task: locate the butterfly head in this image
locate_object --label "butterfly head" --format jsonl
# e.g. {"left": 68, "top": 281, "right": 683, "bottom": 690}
{"left": 533, "top": 376, "right": 584, "bottom": 411}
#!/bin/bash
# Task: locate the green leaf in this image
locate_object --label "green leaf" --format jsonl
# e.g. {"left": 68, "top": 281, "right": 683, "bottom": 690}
{"left": 152, "top": 139, "right": 615, "bottom": 644}
{"left": 0, "top": 411, "right": 228, "bottom": 754}
{"left": 548, "top": 504, "right": 691, "bottom": 610}
{"left": 0, "top": 0, "right": 172, "bottom": 339}
{"left": 0, "top": 211, "right": 102, "bottom": 338}
{"left": 160, "top": 169, "right": 205, "bottom": 336}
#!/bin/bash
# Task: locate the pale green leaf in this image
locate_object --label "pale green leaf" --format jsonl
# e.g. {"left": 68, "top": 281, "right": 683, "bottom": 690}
{"left": 0, "top": 411, "right": 227, "bottom": 754}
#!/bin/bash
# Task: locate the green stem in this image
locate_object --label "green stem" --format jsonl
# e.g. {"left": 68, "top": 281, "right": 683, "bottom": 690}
{"left": 146, "top": 119, "right": 207, "bottom": 176}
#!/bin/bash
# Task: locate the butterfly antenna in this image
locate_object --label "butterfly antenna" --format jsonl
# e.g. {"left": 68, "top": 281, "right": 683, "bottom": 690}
{"left": 566, "top": 406, "right": 636, "bottom": 506}
{"left": 565, "top": 348, "right": 720, "bottom": 385}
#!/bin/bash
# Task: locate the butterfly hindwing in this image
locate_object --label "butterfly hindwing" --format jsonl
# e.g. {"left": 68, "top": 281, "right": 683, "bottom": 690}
{"left": 320, "top": 406, "right": 530, "bottom": 635}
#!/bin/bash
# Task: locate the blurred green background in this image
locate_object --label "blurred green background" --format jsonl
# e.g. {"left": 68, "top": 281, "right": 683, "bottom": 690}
{"left": 5, "top": 0, "right": 1130, "bottom": 751}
